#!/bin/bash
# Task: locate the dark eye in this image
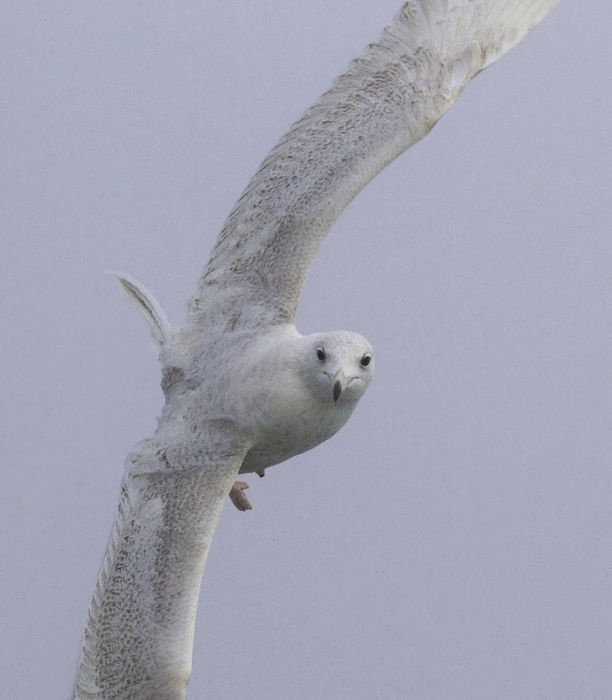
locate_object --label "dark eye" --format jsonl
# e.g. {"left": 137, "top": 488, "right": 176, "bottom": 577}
{"left": 360, "top": 353, "right": 372, "bottom": 368}
{"left": 316, "top": 347, "right": 326, "bottom": 362}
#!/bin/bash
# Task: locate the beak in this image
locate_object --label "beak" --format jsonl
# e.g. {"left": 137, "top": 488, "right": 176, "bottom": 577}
{"left": 327, "top": 367, "right": 351, "bottom": 403}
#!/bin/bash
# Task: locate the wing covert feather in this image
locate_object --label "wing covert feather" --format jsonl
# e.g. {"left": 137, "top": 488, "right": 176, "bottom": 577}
{"left": 192, "top": 0, "right": 559, "bottom": 324}
{"left": 74, "top": 421, "right": 251, "bottom": 700}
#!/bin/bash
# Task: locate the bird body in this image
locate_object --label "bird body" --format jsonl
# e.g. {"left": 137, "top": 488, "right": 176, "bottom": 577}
{"left": 74, "top": 1, "right": 561, "bottom": 698}
{"left": 76, "top": 278, "right": 373, "bottom": 699}
{"left": 128, "top": 292, "right": 374, "bottom": 474}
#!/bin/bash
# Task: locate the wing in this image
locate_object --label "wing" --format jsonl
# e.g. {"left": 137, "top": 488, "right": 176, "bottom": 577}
{"left": 74, "top": 420, "right": 252, "bottom": 700}
{"left": 190, "top": 0, "right": 559, "bottom": 325}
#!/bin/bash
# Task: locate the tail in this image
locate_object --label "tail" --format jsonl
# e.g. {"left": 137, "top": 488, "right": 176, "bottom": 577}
{"left": 109, "top": 272, "right": 170, "bottom": 348}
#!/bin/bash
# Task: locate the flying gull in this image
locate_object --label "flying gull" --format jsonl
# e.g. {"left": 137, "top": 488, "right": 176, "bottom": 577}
{"left": 74, "top": 1, "right": 561, "bottom": 698}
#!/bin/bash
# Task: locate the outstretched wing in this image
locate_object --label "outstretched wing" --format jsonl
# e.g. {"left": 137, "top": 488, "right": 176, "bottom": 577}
{"left": 191, "top": 0, "right": 559, "bottom": 325}
{"left": 74, "top": 420, "right": 252, "bottom": 700}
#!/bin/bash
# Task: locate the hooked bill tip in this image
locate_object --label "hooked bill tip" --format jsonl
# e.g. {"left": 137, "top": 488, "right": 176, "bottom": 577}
{"left": 333, "top": 380, "right": 342, "bottom": 402}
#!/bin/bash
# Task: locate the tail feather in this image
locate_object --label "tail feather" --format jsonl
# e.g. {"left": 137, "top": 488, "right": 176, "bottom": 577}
{"left": 109, "top": 272, "right": 170, "bottom": 348}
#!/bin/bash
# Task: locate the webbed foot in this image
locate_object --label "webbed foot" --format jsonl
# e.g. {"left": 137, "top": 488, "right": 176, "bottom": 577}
{"left": 229, "top": 481, "right": 252, "bottom": 511}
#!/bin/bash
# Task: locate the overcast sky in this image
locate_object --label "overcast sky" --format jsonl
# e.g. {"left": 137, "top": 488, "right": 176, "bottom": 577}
{"left": 2, "top": 1, "right": 611, "bottom": 698}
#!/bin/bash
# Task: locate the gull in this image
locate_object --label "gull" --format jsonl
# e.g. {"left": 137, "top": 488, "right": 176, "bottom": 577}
{"left": 74, "top": 1, "right": 561, "bottom": 698}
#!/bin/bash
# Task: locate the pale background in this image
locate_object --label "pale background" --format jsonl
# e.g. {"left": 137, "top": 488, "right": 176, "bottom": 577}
{"left": 2, "top": 1, "right": 611, "bottom": 698}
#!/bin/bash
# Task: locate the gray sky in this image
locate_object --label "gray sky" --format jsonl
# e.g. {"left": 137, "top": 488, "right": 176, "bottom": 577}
{"left": 2, "top": 2, "right": 611, "bottom": 698}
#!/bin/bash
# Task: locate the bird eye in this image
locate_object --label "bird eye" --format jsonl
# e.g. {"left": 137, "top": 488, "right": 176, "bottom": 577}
{"left": 360, "top": 353, "right": 372, "bottom": 367}
{"left": 316, "top": 347, "right": 326, "bottom": 362}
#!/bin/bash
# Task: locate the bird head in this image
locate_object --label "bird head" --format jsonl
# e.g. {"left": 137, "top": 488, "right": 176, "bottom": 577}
{"left": 301, "top": 330, "right": 374, "bottom": 405}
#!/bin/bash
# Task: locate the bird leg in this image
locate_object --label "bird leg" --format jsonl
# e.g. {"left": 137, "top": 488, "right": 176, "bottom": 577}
{"left": 229, "top": 481, "right": 252, "bottom": 511}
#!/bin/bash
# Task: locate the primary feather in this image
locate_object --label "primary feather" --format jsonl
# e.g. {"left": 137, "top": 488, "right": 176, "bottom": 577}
{"left": 76, "top": 423, "right": 252, "bottom": 700}
{"left": 192, "top": 0, "right": 560, "bottom": 327}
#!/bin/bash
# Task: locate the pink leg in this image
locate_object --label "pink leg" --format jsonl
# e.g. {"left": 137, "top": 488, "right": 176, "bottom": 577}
{"left": 229, "top": 481, "right": 252, "bottom": 511}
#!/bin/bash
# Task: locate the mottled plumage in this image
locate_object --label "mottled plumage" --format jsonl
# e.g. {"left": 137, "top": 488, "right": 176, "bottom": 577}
{"left": 74, "top": 1, "right": 561, "bottom": 698}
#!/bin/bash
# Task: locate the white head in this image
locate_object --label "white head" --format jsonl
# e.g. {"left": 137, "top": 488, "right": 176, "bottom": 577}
{"left": 297, "top": 330, "right": 374, "bottom": 406}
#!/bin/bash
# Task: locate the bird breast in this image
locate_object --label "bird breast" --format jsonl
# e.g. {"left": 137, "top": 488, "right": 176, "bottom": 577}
{"left": 232, "top": 327, "right": 355, "bottom": 473}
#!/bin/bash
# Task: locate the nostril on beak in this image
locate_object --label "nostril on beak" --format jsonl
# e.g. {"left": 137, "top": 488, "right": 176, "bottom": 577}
{"left": 333, "top": 380, "right": 342, "bottom": 402}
